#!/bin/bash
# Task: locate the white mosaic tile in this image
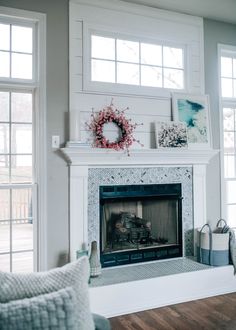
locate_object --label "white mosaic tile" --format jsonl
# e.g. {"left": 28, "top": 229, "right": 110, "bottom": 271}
{"left": 88, "top": 166, "right": 193, "bottom": 256}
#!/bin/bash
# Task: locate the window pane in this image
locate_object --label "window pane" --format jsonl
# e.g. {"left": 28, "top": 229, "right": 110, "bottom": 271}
{"left": 0, "top": 24, "right": 10, "bottom": 50}
{"left": 117, "top": 39, "right": 139, "bottom": 63}
{"left": 164, "top": 68, "right": 184, "bottom": 89}
{"left": 141, "top": 43, "right": 162, "bottom": 66}
{"left": 227, "top": 205, "right": 236, "bottom": 227}
{"left": 91, "top": 35, "right": 115, "bottom": 60}
{"left": 0, "top": 123, "right": 9, "bottom": 153}
{"left": 11, "top": 124, "right": 32, "bottom": 154}
{"left": 234, "top": 80, "right": 236, "bottom": 97}
{"left": 221, "top": 57, "right": 233, "bottom": 78}
{"left": 224, "top": 154, "right": 235, "bottom": 178}
{"left": 117, "top": 62, "right": 139, "bottom": 85}
{"left": 0, "top": 254, "right": 10, "bottom": 271}
{"left": 0, "top": 91, "right": 9, "bottom": 122}
{"left": 0, "top": 155, "right": 9, "bottom": 183}
{"left": 0, "top": 221, "right": 10, "bottom": 253}
{"left": 233, "top": 59, "right": 236, "bottom": 78}
{"left": 12, "top": 26, "right": 32, "bottom": 53}
{"left": 12, "top": 188, "right": 32, "bottom": 220}
{"left": 227, "top": 181, "right": 236, "bottom": 203}
{"left": 12, "top": 251, "right": 33, "bottom": 273}
{"left": 223, "top": 108, "right": 234, "bottom": 131}
{"left": 91, "top": 59, "right": 115, "bottom": 83}
{"left": 221, "top": 78, "right": 233, "bottom": 97}
{"left": 12, "top": 93, "right": 32, "bottom": 123}
{"left": 0, "top": 51, "right": 10, "bottom": 77}
{"left": 224, "top": 132, "right": 234, "bottom": 149}
{"left": 141, "top": 65, "right": 162, "bottom": 87}
{"left": 11, "top": 155, "right": 32, "bottom": 183}
{"left": 0, "top": 190, "right": 10, "bottom": 220}
{"left": 12, "top": 53, "right": 32, "bottom": 79}
{"left": 12, "top": 222, "right": 33, "bottom": 251}
{"left": 163, "top": 47, "right": 183, "bottom": 69}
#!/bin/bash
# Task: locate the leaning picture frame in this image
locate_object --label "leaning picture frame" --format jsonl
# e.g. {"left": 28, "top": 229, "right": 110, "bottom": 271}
{"left": 172, "top": 93, "right": 212, "bottom": 149}
{"left": 155, "top": 121, "right": 188, "bottom": 148}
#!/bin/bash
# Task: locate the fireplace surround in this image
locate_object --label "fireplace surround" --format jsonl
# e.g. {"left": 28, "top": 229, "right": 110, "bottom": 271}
{"left": 61, "top": 147, "right": 218, "bottom": 262}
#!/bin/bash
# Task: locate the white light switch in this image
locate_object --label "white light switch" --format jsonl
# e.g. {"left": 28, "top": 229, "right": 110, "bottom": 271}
{"left": 52, "top": 135, "right": 60, "bottom": 148}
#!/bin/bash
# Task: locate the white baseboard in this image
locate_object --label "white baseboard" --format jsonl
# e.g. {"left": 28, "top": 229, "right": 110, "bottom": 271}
{"left": 89, "top": 265, "right": 236, "bottom": 317}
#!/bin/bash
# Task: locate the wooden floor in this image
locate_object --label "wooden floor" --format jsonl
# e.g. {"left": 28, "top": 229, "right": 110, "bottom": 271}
{"left": 109, "top": 293, "right": 236, "bottom": 330}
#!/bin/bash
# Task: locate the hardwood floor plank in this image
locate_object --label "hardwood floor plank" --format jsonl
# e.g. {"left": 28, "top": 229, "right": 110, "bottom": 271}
{"left": 109, "top": 293, "right": 236, "bottom": 330}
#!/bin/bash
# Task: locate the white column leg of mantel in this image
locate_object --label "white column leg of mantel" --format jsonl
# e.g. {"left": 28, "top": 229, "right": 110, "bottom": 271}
{"left": 193, "top": 164, "right": 207, "bottom": 255}
{"left": 69, "top": 165, "right": 88, "bottom": 261}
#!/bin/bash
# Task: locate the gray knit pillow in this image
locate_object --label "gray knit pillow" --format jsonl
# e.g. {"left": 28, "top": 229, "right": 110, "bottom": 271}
{"left": 0, "top": 256, "right": 94, "bottom": 330}
{"left": 0, "top": 287, "right": 77, "bottom": 330}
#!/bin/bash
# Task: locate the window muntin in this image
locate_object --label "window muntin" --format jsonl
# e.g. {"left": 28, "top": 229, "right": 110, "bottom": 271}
{"left": 91, "top": 34, "right": 184, "bottom": 90}
{"left": 0, "top": 23, "right": 33, "bottom": 80}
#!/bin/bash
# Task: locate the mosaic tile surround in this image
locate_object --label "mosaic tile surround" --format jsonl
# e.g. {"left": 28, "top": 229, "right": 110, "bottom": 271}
{"left": 88, "top": 166, "right": 193, "bottom": 257}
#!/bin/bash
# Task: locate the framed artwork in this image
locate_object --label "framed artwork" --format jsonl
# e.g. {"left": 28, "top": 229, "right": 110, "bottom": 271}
{"left": 172, "top": 93, "right": 212, "bottom": 149}
{"left": 155, "top": 121, "right": 188, "bottom": 148}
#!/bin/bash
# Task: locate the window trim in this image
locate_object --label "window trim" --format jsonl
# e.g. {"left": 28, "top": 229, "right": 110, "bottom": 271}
{"left": 0, "top": 6, "right": 47, "bottom": 271}
{"left": 83, "top": 24, "right": 188, "bottom": 98}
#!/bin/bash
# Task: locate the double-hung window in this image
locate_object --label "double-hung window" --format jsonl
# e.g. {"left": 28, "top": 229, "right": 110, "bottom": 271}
{"left": 0, "top": 9, "right": 46, "bottom": 272}
{"left": 219, "top": 45, "right": 236, "bottom": 226}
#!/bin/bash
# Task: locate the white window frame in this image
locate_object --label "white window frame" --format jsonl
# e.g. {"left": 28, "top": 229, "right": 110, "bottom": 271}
{"left": 0, "top": 6, "right": 47, "bottom": 271}
{"left": 218, "top": 44, "right": 236, "bottom": 225}
{"left": 83, "top": 26, "right": 187, "bottom": 97}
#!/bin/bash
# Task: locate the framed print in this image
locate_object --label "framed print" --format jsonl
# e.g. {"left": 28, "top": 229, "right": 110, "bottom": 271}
{"left": 155, "top": 121, "right": 188, "bottom": 148}
{"left": 172, "top": 93, "right": 212, "bottom": 149}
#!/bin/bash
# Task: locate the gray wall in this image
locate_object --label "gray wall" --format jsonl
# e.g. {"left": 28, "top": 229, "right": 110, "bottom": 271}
{"left": 204, "top": 19, "right": 236, "bottom": 225}
{"left": 0, "top": 0, "right": 69, "bottom": 269}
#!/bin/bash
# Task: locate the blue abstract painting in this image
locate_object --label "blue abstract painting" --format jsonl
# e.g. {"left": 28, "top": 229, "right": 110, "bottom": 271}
{"left": 177, "top": 99, "right": 208, "bottom": 143}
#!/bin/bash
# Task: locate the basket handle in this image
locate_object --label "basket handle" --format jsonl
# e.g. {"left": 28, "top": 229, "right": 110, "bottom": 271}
{"left": 199, "top": 223, "right": 212, "bottom": 265}
{"left": 216, "top": 219, "right": 228, "bottom": 228}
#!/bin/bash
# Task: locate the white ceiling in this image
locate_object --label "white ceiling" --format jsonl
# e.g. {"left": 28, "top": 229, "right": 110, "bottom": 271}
{"left": 121, "top": 0, "right": 236, "bottom": 24}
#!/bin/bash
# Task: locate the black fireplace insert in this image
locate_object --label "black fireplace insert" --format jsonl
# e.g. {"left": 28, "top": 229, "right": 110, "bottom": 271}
{"left": 99, "top": 183, "right": 183, "bottom": 267}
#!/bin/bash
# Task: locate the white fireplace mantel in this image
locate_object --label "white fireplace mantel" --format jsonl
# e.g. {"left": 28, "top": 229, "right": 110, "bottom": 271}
{"left": 61, "top": 146, "right": 218, "bottom": 262}
{"left": 61, "top": 146, "right": 218, "bottom": 167}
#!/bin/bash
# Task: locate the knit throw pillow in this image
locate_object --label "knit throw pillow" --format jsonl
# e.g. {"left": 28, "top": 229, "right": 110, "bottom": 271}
{"left": 0, "top": 287, "right": 77, "bottom": 330}
{"left": 0, "top": 256, "right": 94, "bottom": 330}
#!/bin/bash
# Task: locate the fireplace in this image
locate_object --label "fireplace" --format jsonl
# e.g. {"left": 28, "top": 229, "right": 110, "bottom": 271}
{"left": 100, "top": 183, "right": 183, "bottom": 267}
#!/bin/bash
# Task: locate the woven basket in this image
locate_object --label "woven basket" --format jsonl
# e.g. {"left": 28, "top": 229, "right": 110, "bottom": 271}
{"left": 197, "top": 221, "right": 229, "bottom": 266}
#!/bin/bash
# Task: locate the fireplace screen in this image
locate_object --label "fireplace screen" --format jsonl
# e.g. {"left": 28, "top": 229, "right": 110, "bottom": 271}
{"left": 100, "top": 184, "right": 183, "bottom": 267}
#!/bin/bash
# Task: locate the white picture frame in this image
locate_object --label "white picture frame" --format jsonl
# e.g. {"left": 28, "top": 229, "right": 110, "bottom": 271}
{"left": 172, "top": 93, "right": 212, "bottom": 149}
{"left": 155, "top": 121, "right": 188, "bottom": 148}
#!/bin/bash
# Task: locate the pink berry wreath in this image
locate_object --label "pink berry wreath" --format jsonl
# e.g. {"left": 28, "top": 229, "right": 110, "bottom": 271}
{"left": 87, "top": 101, "right": 143, "bottom": 154}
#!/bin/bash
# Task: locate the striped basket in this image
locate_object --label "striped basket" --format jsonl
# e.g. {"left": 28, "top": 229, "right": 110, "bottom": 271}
{"left": 197, "top": 221, "right": 229, "bottom": 266}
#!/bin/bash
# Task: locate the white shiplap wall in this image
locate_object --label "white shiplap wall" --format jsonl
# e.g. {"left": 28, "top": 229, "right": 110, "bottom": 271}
{"left": 69, "top": 0, "right": 204, "bottom": 148}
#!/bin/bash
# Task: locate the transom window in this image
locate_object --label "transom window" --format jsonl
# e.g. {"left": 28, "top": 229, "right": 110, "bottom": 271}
{"left": 221, "top": 56, "right": 236, "bottom": 98}
{"left": 0, "top": 23, "right": 33, "bottom": 80}
{"left": 91, "top": 35, "right": 184, "bottom": 90}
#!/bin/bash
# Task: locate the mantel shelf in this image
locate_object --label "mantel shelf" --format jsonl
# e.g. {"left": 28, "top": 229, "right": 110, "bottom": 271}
{"left": 60, "top": 145, "right": 219, "bottom": 166}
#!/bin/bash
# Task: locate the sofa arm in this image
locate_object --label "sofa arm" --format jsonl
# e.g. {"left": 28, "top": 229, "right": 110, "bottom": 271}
{"left": 93, "top": 313, "right": 111, "bottom": 330}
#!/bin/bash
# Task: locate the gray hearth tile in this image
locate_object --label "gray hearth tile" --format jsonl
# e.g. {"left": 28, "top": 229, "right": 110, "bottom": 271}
{"left": 89, "top": 258, "right": 212, "bottom": 287}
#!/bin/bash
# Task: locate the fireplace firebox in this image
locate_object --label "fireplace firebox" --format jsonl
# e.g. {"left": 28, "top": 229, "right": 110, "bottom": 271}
{"left": 100, "top": 183, "right": 183, "bottom": 267}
